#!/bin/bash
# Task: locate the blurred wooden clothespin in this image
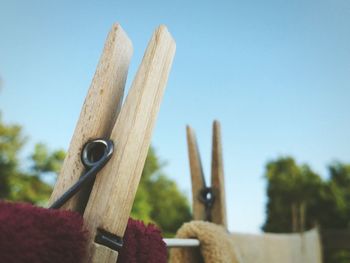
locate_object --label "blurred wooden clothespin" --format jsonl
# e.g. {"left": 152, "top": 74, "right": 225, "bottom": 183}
{"left": 186, "top": 121, "right": 228, "bottom": 228}
{"left": 48, "top": 23, "right": 176, "bottom": 262}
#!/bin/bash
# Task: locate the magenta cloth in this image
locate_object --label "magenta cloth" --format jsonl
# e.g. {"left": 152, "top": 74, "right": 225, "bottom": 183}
{"left": 0, "top": 201, "right": 87, "bottom": 263}
{"left": 0, "top": 201, "right": 167, "bottom": 263}
{"left": 118, "top": 218, "right": 167, "bottom": 263}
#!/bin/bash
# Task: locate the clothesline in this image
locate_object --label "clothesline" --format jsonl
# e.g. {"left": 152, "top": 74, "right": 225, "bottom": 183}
{"left": 164, "top": 238, "right": 200, "bottom": 248}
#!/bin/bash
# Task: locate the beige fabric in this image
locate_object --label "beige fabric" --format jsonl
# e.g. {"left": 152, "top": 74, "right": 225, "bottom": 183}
{"left": 169, "top": 221, "right": 322, "bottom": 263}
{"left": 169, "top": 221, "right": 240, "bottom": 263}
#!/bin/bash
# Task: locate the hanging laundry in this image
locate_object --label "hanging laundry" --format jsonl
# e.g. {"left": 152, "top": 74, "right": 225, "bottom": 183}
{"left": 169, "top": 221, "right": 322, "bottom": 263}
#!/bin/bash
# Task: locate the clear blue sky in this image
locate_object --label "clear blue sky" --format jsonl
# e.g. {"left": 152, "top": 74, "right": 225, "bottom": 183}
{"left": 1, "top": 0, "right": 349, "bottom": 233}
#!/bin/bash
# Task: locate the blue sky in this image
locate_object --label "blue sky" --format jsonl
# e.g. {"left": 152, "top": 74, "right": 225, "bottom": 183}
{"left": 1, "top": 0, "right": 349, "bottom": 233}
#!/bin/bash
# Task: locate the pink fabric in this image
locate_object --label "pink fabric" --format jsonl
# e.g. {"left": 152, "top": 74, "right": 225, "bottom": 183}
{"left": 0, "top": 201, "right": 87, "bottom": 263}
{"left": 118, "top": 218, "right": 167, "bottom": 263}
{"left": 0, "top": 201, "right": 166, "bottom": 263}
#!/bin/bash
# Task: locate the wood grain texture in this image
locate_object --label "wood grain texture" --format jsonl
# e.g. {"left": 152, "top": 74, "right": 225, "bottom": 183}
{"left": 91, "top": 244, "right": 118, "bottom": 260}
{"left": 83, "top": 25, "right": 176, "bottom": 263}
{"left": 48, "top": 24, "right": 133, "bottom": 212}
{"left": 186, "top": 126, "right": 206, "bottom": 221}
{"left": 210, "top": 120, "right": 227, "bottom": 227}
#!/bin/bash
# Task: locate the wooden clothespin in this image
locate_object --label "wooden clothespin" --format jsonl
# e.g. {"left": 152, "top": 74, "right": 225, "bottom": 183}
{"left": 49, "top": 23, "right": 176, "bottom": 262}
{"left": 186, "top": 120, "right": 227, "bottom": 228}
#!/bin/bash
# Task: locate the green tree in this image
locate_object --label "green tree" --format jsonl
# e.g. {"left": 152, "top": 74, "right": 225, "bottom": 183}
{"left": 0, "top": 114, "right": 26, "bottom": 198}
{"left": 31, "top": 143, "right": 65, "bottom": 174}
{"left": 263, "top": 158, "right": 350, "bottom": 263}
{"left": 312, "top": 163, "right": 350, "bottom": 229}
{"left": 131, "top": 147, "right": 191, "bottom": 236}
{"left": 148, "top": 175, "right": 191, "bottom": 236}
{"left": 0, "top": 114, "right": 64, "bottom": 205}
{"left": 329, "top": 163, "right": 350, "bottom": 228}
{"left": 263, "top": 157, "right": 322, "bottom": 233}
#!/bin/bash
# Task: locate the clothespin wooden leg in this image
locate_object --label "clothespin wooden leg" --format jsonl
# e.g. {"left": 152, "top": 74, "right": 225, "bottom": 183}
{"left": 49, "top": 24, "right": 133, "bottom": 212}
{"left": 186, "top": 126, "right": 206, "bottom": 221}
{"left": 82, "top": 25, "right": 176, "bottom": 263}
{"left": 210, "top": 120, "right": 227, "bottom": 228}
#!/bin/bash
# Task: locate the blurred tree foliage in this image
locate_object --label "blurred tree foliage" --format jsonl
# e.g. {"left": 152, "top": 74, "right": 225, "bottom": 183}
{"left": 264, "top": 156, "right": 350, "bottom": 232}
{"left": 263, "top": 156, "right": 350, "bottom": 263}
{"left": 0, "top": 113, "right": 191, "bottom": 236}
{"left": 0, "top": 113, "right": 65, "bottom": 204}
{"left": 263, "top": 157, "right": 322, "bottom": 232}
{"left": 131, "top": 147, "right": 192, "bottom": 236}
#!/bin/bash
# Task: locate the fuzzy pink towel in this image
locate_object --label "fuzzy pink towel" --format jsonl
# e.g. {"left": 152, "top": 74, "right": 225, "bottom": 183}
{"left": 0, "top": 201, "right": 166, "bottom": 263}
{"left": 0, "top": 201, "right": 88, "bottom": 263}
{"left": 118, "top": 219, "right": 167, "bottom": 263}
